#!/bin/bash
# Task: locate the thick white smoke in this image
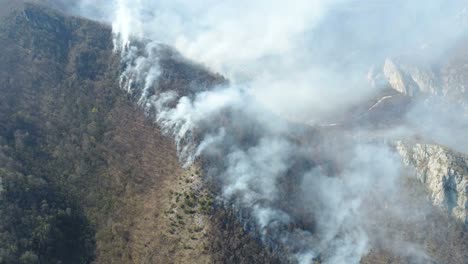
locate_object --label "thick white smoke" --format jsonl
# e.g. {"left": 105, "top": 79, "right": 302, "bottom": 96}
{"left": 53, "top": 0, "right": 467, "bottom": 122}
{"left": 105, "top": 0, "right": 467, "bottom": 123}
{"left": 53, "top": 0, "right": 468, "bottom": 263}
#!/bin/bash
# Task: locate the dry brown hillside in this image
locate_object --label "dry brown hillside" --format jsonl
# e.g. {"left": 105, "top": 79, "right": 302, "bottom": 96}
{"left": 0, "top": 2, "right": 280, "bottom": 263}
{"left": 1, "top": 2, "right": 465, "bottom": 264}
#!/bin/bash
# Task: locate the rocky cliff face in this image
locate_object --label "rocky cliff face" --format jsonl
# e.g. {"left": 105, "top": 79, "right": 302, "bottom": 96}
{"left": 370, "top": 53, "right": 468, "bottom": 114}
{"left": 366, "top": 42, "right": 468, "bottom": 227}
{"left": 382, "top": 58, "right": 441, "bottom": 96}
{"left": 396, "top": 142, "right": 468, "bottom": 225}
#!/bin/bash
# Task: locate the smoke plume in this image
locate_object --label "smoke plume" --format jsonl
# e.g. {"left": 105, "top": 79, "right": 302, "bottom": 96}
{"left": 53, "top": 0, "right": 468, "bottom": 263}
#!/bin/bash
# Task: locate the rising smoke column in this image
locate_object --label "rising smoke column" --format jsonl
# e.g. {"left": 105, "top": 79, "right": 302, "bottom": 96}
{"left": 117, "top": 45, "right": 408, "bottom": 263}
{"left": 60, "top": 0, "right": 467, "bottom": 263}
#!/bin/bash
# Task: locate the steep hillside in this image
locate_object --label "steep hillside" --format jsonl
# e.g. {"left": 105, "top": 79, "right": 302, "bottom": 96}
{"left": 396, "top": 142, "right": 468, "bottom": 224}
{"left": 0, "top": 1, "right": 466, "bottom": 264}
{"left": 0, "top": 2, "right": 280, "bottom": 263}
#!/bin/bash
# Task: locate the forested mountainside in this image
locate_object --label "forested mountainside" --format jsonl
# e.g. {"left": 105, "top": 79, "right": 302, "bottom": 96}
{"left": 0, "top": 1, "right": 466, "bottom": 264}
{"left": 0, "top": 2, "right": 280, "bottom": 263}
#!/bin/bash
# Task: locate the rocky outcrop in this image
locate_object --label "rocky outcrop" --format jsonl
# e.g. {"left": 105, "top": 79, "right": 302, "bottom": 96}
{"left": 371, "top": 58, "right": 441, "bottom": 96}
{"left": 382, "top": 59, "right": 420, "bottom": 96}
{"left": 369, "top": 53, "right": 468, "bottom": 114}
{"left": 396, "top": 141, "right": 468, "bottom": 224}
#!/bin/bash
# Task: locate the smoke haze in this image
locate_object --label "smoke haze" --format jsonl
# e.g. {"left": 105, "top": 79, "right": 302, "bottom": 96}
{"left": 97, "top": 0, "right": 466, "bottom": 122}
{"left": 52, "top": 0, "right": 468, "bottom": 263}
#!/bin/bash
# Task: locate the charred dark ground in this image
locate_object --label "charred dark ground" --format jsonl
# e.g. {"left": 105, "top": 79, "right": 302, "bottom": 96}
{"left": 0, "top": 1, "right": 466, "bottom": 264}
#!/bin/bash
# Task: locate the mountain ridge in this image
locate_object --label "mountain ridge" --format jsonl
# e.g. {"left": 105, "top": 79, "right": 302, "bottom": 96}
{"left": 0, "top": 1, "right": 466, "bottom": 264}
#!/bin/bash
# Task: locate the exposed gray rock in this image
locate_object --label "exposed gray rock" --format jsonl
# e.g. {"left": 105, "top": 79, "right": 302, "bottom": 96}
{"left": 381, "top": 58, "right": 441, "bottom": 96}
{"left": 370, "top": 56, "right": 468, "bottom": 114}
{"left": 396, "top": 141, "right": 468, "bottom": 224}
{"left": 382, "top": 59, "right": 419, "bottom": 96}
